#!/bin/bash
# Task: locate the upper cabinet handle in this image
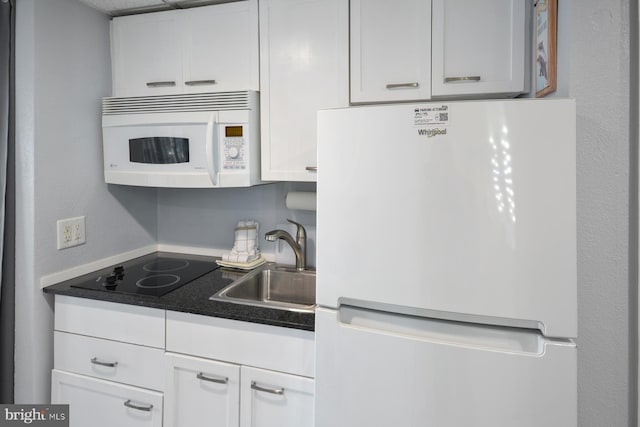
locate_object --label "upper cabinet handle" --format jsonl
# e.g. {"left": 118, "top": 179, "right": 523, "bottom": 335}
{"left": 305, "top": 166, "right": 318, "bottom": 172}
{"left": 146, "top": 81, "right": 176, "bottom": 88}
{"left": 386, "top": 82, "right": 420, "bottom": 89}
{"left": 251, "top": 381, "right": 285, "bottom": 395}
{"left": 196, "top": 372, "right": 228, "bottom": 384}
{"left": 185, "top": 80, "right": 217, "bottom": 86}
{"left": 444, "top": 76, "right": 481, "bottom": 83}
{"left": 90, "top": 357, "right": 118, "bottom": 368}
{"left": 124, "top": 400, "right": 153, "bottom": 412}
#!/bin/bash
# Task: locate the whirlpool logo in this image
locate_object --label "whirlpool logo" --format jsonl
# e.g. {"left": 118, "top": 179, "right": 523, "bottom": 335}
{"left": 417, "top": 128, "right": 447, "bottom": 138}
{"left": 1, "top": 405, "right": 68, "bottom": 426}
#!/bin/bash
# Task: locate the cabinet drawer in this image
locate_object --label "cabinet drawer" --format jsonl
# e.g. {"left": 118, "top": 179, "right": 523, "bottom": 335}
{"left": 52, "top": 369, "right": 163, "bottom": 427}
{"left": 166, "top": 311, "right": 315, "bottom": 378}
{"left": 54, "top": 295, "right": 165, "bottom": 348}
{"left": 54, "top": 331, "right": 165, "bottom": 391}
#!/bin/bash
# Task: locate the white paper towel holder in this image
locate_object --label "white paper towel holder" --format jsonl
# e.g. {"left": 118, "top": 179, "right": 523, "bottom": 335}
{"left": 285, "top": 191, "right": 317, "bottom": 211}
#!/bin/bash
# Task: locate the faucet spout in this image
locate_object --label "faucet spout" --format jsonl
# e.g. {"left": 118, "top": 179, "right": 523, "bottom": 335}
{"left": 265, "top": 219, "right": 307, "bottom": 271}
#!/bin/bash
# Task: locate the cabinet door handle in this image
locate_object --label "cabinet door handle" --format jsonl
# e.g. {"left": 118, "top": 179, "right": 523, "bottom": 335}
{"left": 90, "top": 357, "right": 118, "bottom": 368}
{"left": 305, "top": 166, "right": 318, "bottom": 172}
{"left": 185, "top": 80, "right": 217, "bottom": 86}
{"left": 385, "top": 82, "right": 420, "bottom": 89}
{"left": 196, "top": 372, "right": 228, "bottom": 384}
{"left": 251, "top": 381, "right": 284, "bottom": 395}
{"left": 146, "top": 81, "right": 176, "bottom": 88}
{"left": 124, "top": 400, "right": 153, "bottom": 412}
{"left": 444, "top": 76, "right": 481, "bottom": 83}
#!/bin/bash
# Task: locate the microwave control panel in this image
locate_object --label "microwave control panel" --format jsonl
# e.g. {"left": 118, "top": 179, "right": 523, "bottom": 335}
{"left": 221, "top": 124, "right": 247, "bottom": 170}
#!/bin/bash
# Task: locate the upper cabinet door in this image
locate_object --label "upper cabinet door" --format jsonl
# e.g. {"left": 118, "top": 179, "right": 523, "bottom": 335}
{"left": 111, "top": 1, "right": 259, "bottom": 97}
{"left": 431, "top": 0, "right": 529, "bottom": 98}
{"left": 350, "top": 0, "right": 432, "bottom": 103}
{"left": 111, "top": 11, "right": 183, "bottom": 96}
{"left": 182, "top": 0, "right": 259, "bottom": 94}
{"left": 259, "top": 0, "right": 349, "bottom": 182}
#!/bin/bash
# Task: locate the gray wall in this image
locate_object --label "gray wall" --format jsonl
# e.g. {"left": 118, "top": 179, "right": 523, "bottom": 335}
{"left": 554, "top": 1, "right": 636, "bottom": 426}
{"left": 157, "top": 182, "right": 316, "bottom": 256}
{"left": 14, "top": 0, "right": 157, "bottom": 403}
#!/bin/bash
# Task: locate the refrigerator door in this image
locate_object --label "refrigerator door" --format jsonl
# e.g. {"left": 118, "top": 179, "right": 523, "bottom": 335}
{"left": 317, "top": 99, "right": 576, "bottom": 338}
{"left": 315, "top": 307, "right": 577, "bottom": 427}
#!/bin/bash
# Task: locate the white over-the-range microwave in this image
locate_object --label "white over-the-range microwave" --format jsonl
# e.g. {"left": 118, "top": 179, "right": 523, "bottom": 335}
{"left": 101, "top": 91, "right": 262, "bottom": 188}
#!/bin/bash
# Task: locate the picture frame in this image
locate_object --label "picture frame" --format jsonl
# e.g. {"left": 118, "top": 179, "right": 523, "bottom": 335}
{"left": 535, "top": 0, "right": 557, "bottom": 97}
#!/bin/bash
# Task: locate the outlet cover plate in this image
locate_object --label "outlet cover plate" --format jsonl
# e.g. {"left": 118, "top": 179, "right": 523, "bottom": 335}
{"left": 57, "top": 216, "right": 86, "bottom": 250}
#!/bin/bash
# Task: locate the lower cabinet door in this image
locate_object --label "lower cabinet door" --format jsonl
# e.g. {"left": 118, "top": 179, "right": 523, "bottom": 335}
{"left": 164, "top": 353, "right": 241, "bottom": 427}
{"left": 240, "top": 366, "right": 314, "bottom": 427}
{"left": 51, "top": 369, "right": 163, "bottom": 427}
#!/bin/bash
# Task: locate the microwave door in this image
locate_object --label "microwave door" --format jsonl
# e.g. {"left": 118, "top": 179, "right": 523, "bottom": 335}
{"left": 103, "top": 112, "right": 219, "bottom": 188}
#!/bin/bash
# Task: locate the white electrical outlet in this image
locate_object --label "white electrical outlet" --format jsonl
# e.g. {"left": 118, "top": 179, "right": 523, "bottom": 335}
{"left": 57, "top": 216, "right": 86, "bottom": 250}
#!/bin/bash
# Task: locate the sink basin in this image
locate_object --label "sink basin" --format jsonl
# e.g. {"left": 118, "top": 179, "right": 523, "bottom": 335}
{"left": 210, "top": 263, "right": 316, "bottom": 313}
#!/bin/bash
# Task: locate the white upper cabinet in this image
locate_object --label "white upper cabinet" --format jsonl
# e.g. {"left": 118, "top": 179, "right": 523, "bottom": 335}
{"left": 181, "top": 2, "right": 259, "bottom": 94}
{"left": 111, "top": 0, "right": 259, "bottom": 97}
{"left": 111, "top": 11, "right": 183, "bottom": 96}
{"left": 350, "top": 0, "right": 432, "bottom": 103}
{"left": 431, "top": 0, "right": 529, "bottom": 98}
{"left": 350, "top": 0, "right": 529, "bottom": 104}
{"left": 259, "top": 0, "right": 349, "bottom": 182}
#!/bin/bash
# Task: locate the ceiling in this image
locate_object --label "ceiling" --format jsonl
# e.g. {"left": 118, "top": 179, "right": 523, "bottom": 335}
{"left": 77, "top": 0, "right": 239, "bottom": 16}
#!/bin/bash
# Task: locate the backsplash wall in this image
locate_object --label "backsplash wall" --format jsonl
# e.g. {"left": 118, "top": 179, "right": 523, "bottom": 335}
{"left": 157, "top": 181, "right": 317, "bottom": 263}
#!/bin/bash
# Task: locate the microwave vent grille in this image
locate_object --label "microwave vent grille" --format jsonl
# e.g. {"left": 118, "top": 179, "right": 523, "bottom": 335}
{"left": 102, "top": 91, "right": 256, "bottom": 115}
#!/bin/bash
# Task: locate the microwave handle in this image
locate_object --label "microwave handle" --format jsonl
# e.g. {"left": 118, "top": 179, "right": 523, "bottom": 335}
{"left": 206, "top": 113, "right": 219, "bottom": 186}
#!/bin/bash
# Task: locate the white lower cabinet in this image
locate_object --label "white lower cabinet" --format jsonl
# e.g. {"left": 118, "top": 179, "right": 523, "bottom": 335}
{"left": 164, "top": 353, "right": 241, "bottom": 427}
{"left": 240, "top": 366, "right": 314, "bottom": 427}
{"left": 51, "top": 370, "right": 163, "bottom": 427}
{"left": 164, "top": 354, "right": 314, "bottom": 427}
{"left": 51, "top": 296, "right": 166, "bottom": 427}
{"left": 51, "top": 296, "right": 315, "bottom": 427}
{"left": 166, "top": 311, "right": 316, "bottom": 427}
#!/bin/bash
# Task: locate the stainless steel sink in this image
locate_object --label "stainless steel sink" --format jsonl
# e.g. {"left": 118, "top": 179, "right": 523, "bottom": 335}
{"left": 210, "top": 263, "right": 316, "bottom": 313}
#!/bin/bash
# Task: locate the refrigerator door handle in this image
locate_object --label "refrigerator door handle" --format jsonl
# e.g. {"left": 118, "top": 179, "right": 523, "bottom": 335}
{"left": 337, "top": 305, "right": 572, "bottom": 355}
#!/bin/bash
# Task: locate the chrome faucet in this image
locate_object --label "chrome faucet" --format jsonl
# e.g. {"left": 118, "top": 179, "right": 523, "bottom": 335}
{"left": 265, "top": 219, "right": 307, "bottom": 271}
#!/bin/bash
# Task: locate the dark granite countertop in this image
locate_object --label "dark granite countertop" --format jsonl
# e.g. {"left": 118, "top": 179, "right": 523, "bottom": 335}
{"left": 43, "top": 252, "right": 315, "bottom": 332}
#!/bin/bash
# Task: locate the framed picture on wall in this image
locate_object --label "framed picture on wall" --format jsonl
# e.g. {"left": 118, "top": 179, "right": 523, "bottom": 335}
{"left": 535, "top": 0, "right": 557, "bottom": 97}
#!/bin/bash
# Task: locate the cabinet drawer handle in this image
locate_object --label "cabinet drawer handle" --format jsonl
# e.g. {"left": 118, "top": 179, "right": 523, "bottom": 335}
{"left": 251, "top": 381, "right": 284, "bottom": 395}
{"left": 185, "top": 80, "right": 217, "bottom": 86}
{"left": 196, "top": 372, "right": 228, "bottom": 384}
{"left": 444, "top": 76, "right": 481, "bottom": 83}
{"left": 124, "top": 400, "right": 153, "bottom": 412}
{"left": 146, "top": 81, "right": 176, "bottom": 88}
{"left": 385, "top": 82, "right": 419, "bottom": 89}
{"left": 90, "top": 357, "right": 118, "bottom": 368}
{"left": 305, "top": 166, "right": 318, "bottom": 172}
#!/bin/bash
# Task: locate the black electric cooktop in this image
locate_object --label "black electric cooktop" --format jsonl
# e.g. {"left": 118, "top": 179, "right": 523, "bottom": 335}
{"left": 69, "top": 252, "right": 219, "bottom": 297}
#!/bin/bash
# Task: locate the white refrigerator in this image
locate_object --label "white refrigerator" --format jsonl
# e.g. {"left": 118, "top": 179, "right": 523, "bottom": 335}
{"left": 315, "top": 99, "right": 577, "bottom": 427}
